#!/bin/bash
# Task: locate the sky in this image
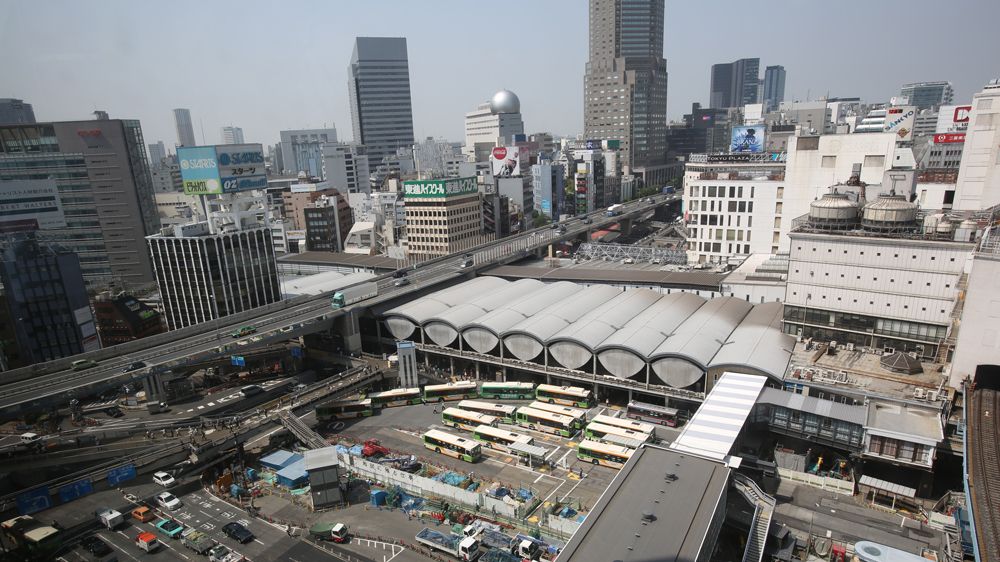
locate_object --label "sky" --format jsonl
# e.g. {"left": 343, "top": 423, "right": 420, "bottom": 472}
{"left": 3, "top": 0, "right": 998, "bottom": 149}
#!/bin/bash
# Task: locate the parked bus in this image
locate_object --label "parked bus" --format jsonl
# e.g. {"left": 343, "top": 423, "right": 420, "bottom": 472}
{"left": 424, "top": 381, "right": 478, "bottom": 402}
{"left": 528, "top": 401, "right": 587, "bottom": 430}
{"left": 591, "top": 413, "right": 656, "bottom": 436}
{"left": 472, "top": 425, "right": 534, "bottom": 454}
{"left": 535, "top": 384, "right": 593, "bottom": 408}
{"left": 479, "top": 381, "right": 536, "bottom": 400}
{"left": 626, "top": 400, "right": 680, "bottom": 427}
{"left": 457, "top": 400, "right": 517, "bottom": 423}
{"left": 369, "top": 388, "right": 422, "bottom": 409}
{"left": 584, "top": 421, "right": 652, "bottom": 445}
{"left": 576, "top": 439, "right": 633, "bottom": 469}
{"left": 442, "top": 408, "right": 498, "bottom": 432}
{"left": 317, "top": 399, "right": 372, "bottom": 422}
{"left": 513, "top": 407, "right": 576, "bottom": 437}
{"left": 422, "top": 429, "right": 481, "bottom": 462}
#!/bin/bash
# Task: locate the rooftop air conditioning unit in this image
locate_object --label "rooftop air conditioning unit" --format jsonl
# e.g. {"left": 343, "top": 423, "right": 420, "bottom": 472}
{"left": 883, "top": 347, "right": 895, "bottom": 355}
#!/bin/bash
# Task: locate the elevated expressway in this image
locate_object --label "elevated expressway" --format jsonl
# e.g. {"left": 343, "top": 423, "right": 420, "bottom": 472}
{"left": 0, "top": 194, "right": 681, "bottom": 415}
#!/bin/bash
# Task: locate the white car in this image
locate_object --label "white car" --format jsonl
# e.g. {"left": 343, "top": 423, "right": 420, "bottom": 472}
{"left": 156, "top": 491, "right": 182, "bottom": 510}
{"left": 152, "top": 472, "right": 175, "bottom": 487}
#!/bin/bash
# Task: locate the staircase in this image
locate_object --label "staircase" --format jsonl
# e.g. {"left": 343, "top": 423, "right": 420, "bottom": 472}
{"left": 734, "top": 474, "right": 776, "bottom": 562}
{"left": 277, "top": 411, "right": 328, "bottom": 449}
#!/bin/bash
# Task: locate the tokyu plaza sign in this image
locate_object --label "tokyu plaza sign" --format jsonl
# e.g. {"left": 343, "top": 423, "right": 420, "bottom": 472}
{"left": 403, "top": 177, "right": 478, "bottom": 199}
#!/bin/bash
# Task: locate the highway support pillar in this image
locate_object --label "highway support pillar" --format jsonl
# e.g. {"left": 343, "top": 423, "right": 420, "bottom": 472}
{"left": 143, "top": 372, "right": 165, "bottom": 402}
{"left": 334, "top": 312, "right": 362, "bottom": 355}
{"left": 475, "top": 361, "right": 480, "bottom": 380}
{"left": 449, "top": 356, "right": 455, "bottom": 377}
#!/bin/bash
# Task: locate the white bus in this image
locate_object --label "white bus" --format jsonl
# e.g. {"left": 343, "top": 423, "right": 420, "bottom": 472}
{"left": 424, "top": 381, "right": 478, "bottom": 402}
{"left": 422, "top": 429, "right": 481, "bottom": 462}
{"left": 591, "top": 414, "right": 656, "bottom": 436}
{"left": 528, "top": 401, "right": 587, "bottom": 430}
{"left": 441, "top": 407, "right": 498, "bottom": 432}
{"left": 576, "top": 439, "right": 633, "bottom": 469}
{"left": 535, "top": 384, "right": 593, "bottom": 408}
{"left": 514, "top": 406, "right": 576, "bottom": 437}
{"left": 584, "top": 422, "right": 652, "bottom": 445}
{"left": 472, "top": 425, "right": 534, "bottom": 453}
{"left": 368, "top": 387, "right": 423, "bottom": 408}
{"left": 457, "top": 400, "right": 517, "bottom": 423}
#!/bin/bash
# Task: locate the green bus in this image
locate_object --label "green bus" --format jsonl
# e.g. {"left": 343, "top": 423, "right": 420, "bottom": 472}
{"left": 472, "top": 425, "right": 534, "bottom": 454}
{"left": 535, "top": 384, "right": 593, "bottom": 408}
{"left": 441, "top": 407, "right": 498, "bottom": 432}
{"left": 317, "top": 399, "right": 373, "bottom": 422}
{"left": 422, "top": 429, "right": 481, "bottom": 462}
{"left": 423, "top": 381, "right": 478, "bottom": 402}
{"left": 479, "top": 381, "right": 535, "bottom": 400}
{"left": 528, "top": 401, "right": 587, "bottom": 430}
{"left": 457, "top": 400, "right": 517, "bottom": 423}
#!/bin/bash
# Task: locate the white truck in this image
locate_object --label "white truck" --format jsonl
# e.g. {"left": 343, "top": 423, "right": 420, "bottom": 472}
{"left": 606, "top": 204, "right": 624, "bottom": 216}
{"left": 95, "top": 508, "right": 124, "bottom": 530}
{"left": 331, "top": 282, "right": 378, "bottom": 309}
{"left": 463, "top": 523, "right": 539, "bottom": 560}
{"left": 416, "top": 528, "right": 481, "bottom": 560}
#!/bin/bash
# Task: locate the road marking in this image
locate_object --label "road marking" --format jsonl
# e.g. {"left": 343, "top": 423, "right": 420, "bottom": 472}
{"left": 254, "top": 538, "right": 265, "bottom": 545}
{"left": 207, "top": 402, "right": 216, "bottom": 406}
{"left": 555, "top": 448, "right": 572, "bottom": 467}
{"left": 104, "top": 536, "right": 141, "bottom": 562}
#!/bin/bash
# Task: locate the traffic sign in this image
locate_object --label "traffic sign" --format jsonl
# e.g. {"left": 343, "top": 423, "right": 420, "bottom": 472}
{"left": 15, "top": 487, "right": 51, "bottom": 515}
{"left": 107, "top": 464, "right": 136, "bottom": 486}
{"left": 58, "top": 479, "right": 93, "bottom": 502}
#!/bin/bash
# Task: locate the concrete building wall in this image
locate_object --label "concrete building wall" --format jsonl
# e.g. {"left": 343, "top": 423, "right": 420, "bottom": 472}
{"left": 953, "top": 81, "right": 1000, "bottom": 210}
{"left": 950, "top": 239, "right": 1000, "bottom": 387}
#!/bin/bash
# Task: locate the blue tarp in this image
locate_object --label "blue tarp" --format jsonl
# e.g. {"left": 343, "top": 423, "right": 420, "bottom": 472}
{"left": 275, "top": 459, "right": 308, "bottom": 488}
{"left": 261, "top": 450, "right": 302, "bottom": 471}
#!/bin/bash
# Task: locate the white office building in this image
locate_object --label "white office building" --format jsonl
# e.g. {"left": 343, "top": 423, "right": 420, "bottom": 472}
{"left": 463, "top": 90, "right": 524, "bottom": 162}
{"left": 322, "top": 143, "right": 370, "bottom": 194}
{"left": 220, "top": 126, "right": 245, "bottom": 145}
{"left": 953, "top": 79, "right": 1000, "bottom": 211}
{"left": 278, "top": 128, "right": 338, "bottom": 177}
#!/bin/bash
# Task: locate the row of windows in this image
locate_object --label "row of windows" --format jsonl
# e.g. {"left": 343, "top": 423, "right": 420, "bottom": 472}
{"left": 796, "top": 245, "right": 958, "bottom": 263}
{"left": 783, "top": 306, "right": 948, "bottom": 340}
{"left": 690, "top": 185, "right": 760, "bottom": 198}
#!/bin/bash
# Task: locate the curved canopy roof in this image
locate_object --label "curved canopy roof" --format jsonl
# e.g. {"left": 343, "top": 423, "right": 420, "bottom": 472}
{"left": 707, "top": 302, "right": 794, "bottom": 380}
{"left": 383, "top": 277, "right": 791, "bottom": 382}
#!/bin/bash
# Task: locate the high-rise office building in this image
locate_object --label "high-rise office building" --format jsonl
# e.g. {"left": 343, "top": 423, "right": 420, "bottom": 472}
{"left": 304, "top": 193, "right": 354, "bottom": 252}
{"left": 321, "top": 143, "right": 371, "bottom": 194}
{"left": 0, "top": 98, "right": 36, "bottom": 124}
{"left": 0, "top": 235, "right": 98, "bottom": 368}
{"left": 220, "top": 126, "right": 245, "bottom": 145}
{"left": 531, "top": 160, "right": 566, "bottom": 219}
{"left": 173, "top": 108, "right": 197, "bottom": 147}
{"left": 762, "top": 65, "right": 786, "bottom": 112}
{"left": 710, "top": 58, "right": 760, "bottom": 109}
{"left": 278, "top": 128, "right": 338, "bottom": 177}
{"left": 403, "top": 177, "right": 483, "bottom": 260}
{"left": 348, "top": 37, "right": 415, "bottom": 171}
{"left": 148, "top": 140, "right": 167, "bottom": 169}
{"left": 899, "top": 81, "right": 954, "bottom": 110}
{"left": 583, "top": 0, "right": 668, "bottom": 176}
{"left": 0, "top": 117, "right": 161, "bottom": 288}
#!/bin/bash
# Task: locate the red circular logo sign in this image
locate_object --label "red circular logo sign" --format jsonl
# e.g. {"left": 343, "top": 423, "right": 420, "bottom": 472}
{"left": 492, "top": 147, "right": 507, "bottom": 160}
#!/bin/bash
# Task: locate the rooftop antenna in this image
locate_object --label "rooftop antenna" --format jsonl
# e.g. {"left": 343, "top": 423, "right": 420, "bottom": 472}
{"left": 199, "top": 119, "right": 206, "bottom": 145}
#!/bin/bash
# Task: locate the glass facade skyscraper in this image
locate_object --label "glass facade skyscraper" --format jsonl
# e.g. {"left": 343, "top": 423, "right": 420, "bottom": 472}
{"left": 584, "top": 0, "right": 668, "bottom": 173}
{"left": 710, "top": 58, "right": 760, "bottom": 109}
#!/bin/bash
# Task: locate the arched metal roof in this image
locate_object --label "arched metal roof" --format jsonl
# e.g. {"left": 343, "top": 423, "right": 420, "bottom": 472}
{"left": 461, "top": 281, "right": 583, "bottom": 353}
{"left": 503, "top": 285, "right": 622, "bottom": 361}
{"left": 383, "top": 276, "right": 509, "bottom": 339}
{"left": 423, "top": 279, "right": 544, "bottom": 346}
{"left": 650, "top": 296, "right": 753, "bottom": 367}
{"left": 707, "top": 302, "right": 794, "bottom": 381}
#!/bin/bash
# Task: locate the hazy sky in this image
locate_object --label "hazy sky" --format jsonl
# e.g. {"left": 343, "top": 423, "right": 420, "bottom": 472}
{"left": 3, "top": 0, "right": 998, "bottom": 149}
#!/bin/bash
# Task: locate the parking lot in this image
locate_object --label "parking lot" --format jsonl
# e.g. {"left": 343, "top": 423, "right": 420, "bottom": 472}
{"left": 315, "top": 399, "right": 682, "bottom": 519}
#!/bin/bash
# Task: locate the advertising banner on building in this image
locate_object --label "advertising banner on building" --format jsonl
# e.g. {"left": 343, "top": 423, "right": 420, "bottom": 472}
{"left": 216, "top": 144, "right": 267, "bottom": 193}
{"left": 932, "top": 133, "right": 966, "bottom": 144}
{"left": 490, "top": 146, "right": 521, "bottom": 177}
{"left": 402, "top": 177, "right": 478, "bottom": 199}
{"left": 730, "top": 126, "right": 765, "bottom": 153}
{"left": 178, "top": 146, "right": 221, "bottom": 195}
{"left": 0, "top": 179, "right": 66, "bottom": 230}
{"left": 883, "top": 106, "right": 916, "bottom": 141}
{"left": 935, "top": 105, "right": 972, "bottom": 134}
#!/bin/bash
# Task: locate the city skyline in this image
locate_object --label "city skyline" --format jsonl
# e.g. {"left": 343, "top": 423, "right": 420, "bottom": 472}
{"left": 2, "top": 0, "right": 998, "bottom": 148}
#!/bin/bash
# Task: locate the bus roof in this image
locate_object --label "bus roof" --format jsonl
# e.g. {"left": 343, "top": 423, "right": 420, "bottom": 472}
{"left": 529, "top": 401, "right": 587, "bottom": 418}
{"left": 458, "top": 400, "right": 517, "bottom": 413}
{"left": 517, "top": 406, "right": 575, "bottom": 424}
{"left": 424, "top": 429, "right": 478, "bottom": 448}
{"left": 424, "top": 381, "right": 478, "bottom": 392}
{"left": 481, "top": 381, "right": 535, "bottom": 389}
{"left": 442, "top": 407, "right": 497, "bottom": 424}
{"left": 586, "top": 421, "right": 651, "bottom": 440}
{"left": 474, "top": 424, "right": 533, "bottom": 443}
{"left": 536, "top": 383, "right": 590, "bottom": 397}
{"left": 326, "top": 398, "right": 371, "bottom": 407}
{"left": 578, "top": 439, "right": 633, "bottom": 456}
{"left": 592, "top": 414, "right": 655, "bottom": 433}
{"left": 628, "top": 400, "right": 678, "bottom": 415}
{"left": 370, "top": 387, "right": 421, "bottom": 397}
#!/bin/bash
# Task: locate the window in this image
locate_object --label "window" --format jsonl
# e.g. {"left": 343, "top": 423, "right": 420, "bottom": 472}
{"left": 864, "top": 155, "right": 885, "bottom": 168}
{"left": 821, "top": 155, "right": 836, "bottom": 168}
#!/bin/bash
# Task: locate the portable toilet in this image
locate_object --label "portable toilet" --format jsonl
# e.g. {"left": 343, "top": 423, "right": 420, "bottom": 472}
{"left": 370, "top": 489, "right": 387, "bottom": 506}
